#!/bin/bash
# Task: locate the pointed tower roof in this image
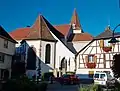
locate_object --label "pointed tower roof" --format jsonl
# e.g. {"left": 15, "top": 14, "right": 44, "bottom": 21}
{"left": 95, "top": 25, "right": 113, "bottom": 39}
{"left": 70, "top": 8, "right": 82, "bottom": 30}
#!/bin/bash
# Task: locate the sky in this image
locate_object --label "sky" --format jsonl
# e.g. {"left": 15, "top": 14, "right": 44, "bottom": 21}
{"left": 0, "top": 0, "right": 120, "bottom": 36}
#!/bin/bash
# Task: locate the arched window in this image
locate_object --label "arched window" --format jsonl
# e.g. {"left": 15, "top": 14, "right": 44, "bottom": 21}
{"left": 45, "top": 44, "right": 51, "bottom": 64}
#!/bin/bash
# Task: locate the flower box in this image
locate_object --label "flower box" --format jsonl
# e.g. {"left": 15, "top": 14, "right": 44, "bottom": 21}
{"left": 86, "top": 62, "right": 96, "bottom": 68}
{"left": 102, "top": 46, "right": 112, "bottom": 52}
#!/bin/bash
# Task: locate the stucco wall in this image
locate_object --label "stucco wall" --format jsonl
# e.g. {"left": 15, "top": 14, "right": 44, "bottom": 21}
{"left": 0, "top": 37, "right": 15, "bottom": 55}
{"left": 50, "top": 31, "right": 75, "bottom": 72}
{"left": 0, "top": 55, "right": 12, "bottom": 69}
{"left": 68, "top": 41, "right": 91, "bottom": 52}
{"left": 16, "top": 40, "right": 56, "bottom": 74}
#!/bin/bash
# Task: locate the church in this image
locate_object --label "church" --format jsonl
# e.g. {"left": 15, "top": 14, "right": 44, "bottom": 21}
{"left": 10, "top": 9, "right": 93, "bottom": 78}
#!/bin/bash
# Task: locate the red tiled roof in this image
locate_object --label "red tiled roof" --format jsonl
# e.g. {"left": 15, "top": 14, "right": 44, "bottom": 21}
{"left": 10, "top": 9, "right": 93, "bottom": 42}
{"left": 10, "top": 27, "right": 31, "bottom": 40}
{"left": 54, "top": 24, "right": 71, "bottom": 36}
{"left": 10, "top": 15, "right": 57, "bottom": 41}
{"left": 68, "top": 33, "right": 93, "bottom": 41}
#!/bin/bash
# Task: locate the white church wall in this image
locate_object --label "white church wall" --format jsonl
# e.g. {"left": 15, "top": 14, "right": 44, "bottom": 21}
{"left": 71, "top": 41, "right": 91, "bottom": 52}
{"left": 49, "top": 31, "right": 75, "bottom": 72}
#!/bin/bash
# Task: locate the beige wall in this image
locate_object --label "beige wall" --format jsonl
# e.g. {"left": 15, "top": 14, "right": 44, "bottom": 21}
{"left": 0, "top": 37, "right": 16, "bottom": 55}
{"left": 0, "top": 55, "right": 12, "bottom": 69}
{"left": 0, "top": 37, "right": 16, "bottom": 78}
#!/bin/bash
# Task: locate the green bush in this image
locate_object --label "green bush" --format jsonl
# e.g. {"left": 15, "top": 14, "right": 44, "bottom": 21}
{"left": 42, "top": 72, "right": 54, "bottom": 81}
{"left": 36, "top": 82, "right": 48, "bottom": 91}
{"left": 2, "top": 75, "right": 48, "bottom": 91}
{"left": 3, "top": 76, "right": 36, "bottom": 91}
{"left": 79, "top": 84, "right": 101, "bottom": 91}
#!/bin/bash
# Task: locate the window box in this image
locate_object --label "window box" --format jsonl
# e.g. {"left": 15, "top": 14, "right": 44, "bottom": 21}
{"left": 102, "top": 46, "right": 112, "bottom": 52}
{"left": 86, "top": 62, "right": 96, "bottom": 68}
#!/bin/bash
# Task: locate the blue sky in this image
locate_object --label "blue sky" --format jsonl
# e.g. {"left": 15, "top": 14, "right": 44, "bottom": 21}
{"left": 0, "top": 0, "right": 120, "bottom": 36}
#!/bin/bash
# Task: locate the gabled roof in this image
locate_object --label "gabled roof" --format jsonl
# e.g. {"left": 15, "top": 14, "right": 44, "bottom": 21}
{"left": 0, "top": 26, "right": 17, "bottom": 43}
{"left": 10, "top": 27, "right": 31, "bottom": 40}
{"left": 10, "top": 15, "right": 57, "bottom": 42}
{"left": 68, "top": 33, "right": 93, "bottom": 41}
{"left": 94, "top": 26, "right": 113, "bottom": 39}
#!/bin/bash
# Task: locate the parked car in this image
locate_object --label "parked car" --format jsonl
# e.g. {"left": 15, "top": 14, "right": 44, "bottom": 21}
{"left": 59, "top": 74, "right": 80, "bottom": 85}
{"left": 93, "top": 71, "right": 118, "bottom": 88}
{"left": 76, "top": 74, "right": 94, "bottom": 84}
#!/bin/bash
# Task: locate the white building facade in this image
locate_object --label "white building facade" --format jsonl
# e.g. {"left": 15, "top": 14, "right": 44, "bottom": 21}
{"left": 75, "top": 26, "right": 120, "bottom": 77}
{"left": 0, "top": 26, "right": 16, "bottom": 79}
{"left": 10, "top": 9, "right": 93, "bottom": 78}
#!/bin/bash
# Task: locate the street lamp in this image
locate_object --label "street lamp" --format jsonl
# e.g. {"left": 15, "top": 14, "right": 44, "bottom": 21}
{"left": 108, "top": 24, "right": 120, "bottom": 44}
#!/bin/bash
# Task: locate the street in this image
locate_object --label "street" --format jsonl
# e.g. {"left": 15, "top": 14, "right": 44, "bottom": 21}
{"left": 47, "top": 82, "right": 79, "bottom": 91}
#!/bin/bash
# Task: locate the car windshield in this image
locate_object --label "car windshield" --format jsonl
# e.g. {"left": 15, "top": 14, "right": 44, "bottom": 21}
{"left": 100, "top": 74, "right": 105, "bottom": 78}
{"left": 94, "top": 74, "right": 99, "bottom": 78}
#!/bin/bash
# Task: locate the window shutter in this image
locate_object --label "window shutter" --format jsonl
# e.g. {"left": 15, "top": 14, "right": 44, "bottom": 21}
{"left": 85, "top": 56, "right": 88, "bottom": 63}
{"left": 94, "top": 56, "right": 97, "bottom": 63}
{"left": 100, "top": 40, "right": 104, "bottom": 48}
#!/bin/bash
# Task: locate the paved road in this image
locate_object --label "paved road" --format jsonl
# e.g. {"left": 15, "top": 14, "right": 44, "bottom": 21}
{"left": 47, "top": 82, "right": 79, "bottom": 91}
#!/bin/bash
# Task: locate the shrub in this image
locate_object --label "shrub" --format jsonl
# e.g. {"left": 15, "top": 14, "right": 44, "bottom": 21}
{"left": 36, "top": 82, "right": 48, "bottom": 91}
{"left": 42, "top": 72, "right": 54, "bottom": 81}
{"left": 2, "top": 76, "right": 36, "bottom": 91}
{"left": 2, "top": 76, "right": 48, "bottom": 91}
{"left": 79, "top": 84, "right": 101, "bottom": 91}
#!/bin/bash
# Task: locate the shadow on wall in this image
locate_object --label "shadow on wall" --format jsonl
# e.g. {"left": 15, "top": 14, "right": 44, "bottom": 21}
{"left": 13, "top": 40, "right": 53, "bottom": 79}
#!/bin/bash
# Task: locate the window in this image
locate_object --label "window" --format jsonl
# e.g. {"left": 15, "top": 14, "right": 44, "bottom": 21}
{"left": 45, "top": 44, "right": 51, "bottom": 64}
{"left": 88, "top": 55, "right": 94, "bottom": 62}
{"left": 0, "top": 53, "right": 4, "bottom": 62}
{"left": 94, "top": 74, "right": 99, "bottom": 78}
{"left": 104, "top": 40, "right": 111, "bottom": 47}
{"left": 4, "top": 39, "right": 8, "bottom": 48}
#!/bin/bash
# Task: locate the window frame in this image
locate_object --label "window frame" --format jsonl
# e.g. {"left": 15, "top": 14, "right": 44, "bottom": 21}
{"left": 45, "top": 44, "right": 51, "bottom": 64}
{"left": 0, "top": 53, "right": 5, "bottom": 62}
{"left": 88, "top": 55, "right": 94, "bottom": 63}
{"left": 4, "top": 39, "right": 8, "bottom": 48}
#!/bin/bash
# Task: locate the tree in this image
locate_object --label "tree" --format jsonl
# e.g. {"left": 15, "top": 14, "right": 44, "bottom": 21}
{"left": 111, "top": 54, "right": 120, "bottom": 78}
{"left": 11, "top": 61, "right": 25, "bottom": 78}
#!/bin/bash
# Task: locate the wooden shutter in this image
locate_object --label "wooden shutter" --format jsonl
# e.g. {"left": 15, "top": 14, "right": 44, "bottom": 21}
{"left": 100, "top": 40, "right": 104, "bottom": 48}
{"left": 94, "top": 56, "right": 97, "bottom": 63}
{"left": 85, "top": 56, "right": 88, "bottom": 63}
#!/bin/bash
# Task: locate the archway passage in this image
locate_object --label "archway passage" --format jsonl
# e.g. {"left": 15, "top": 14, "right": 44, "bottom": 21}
{"left": 26, "top": 47, "right": 36, "bottom": 70}
{"left": 60, "top": 57, "right": 67, "bottom": 75}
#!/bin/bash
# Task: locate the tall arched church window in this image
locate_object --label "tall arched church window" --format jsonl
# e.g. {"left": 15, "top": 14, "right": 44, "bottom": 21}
{"left": 45, "top": 44, "right": 51, "bottom": 64}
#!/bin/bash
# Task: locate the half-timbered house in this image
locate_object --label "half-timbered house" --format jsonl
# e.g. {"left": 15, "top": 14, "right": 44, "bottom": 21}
{"left": 75, "top": 26, "right": 120, "bottom": 76}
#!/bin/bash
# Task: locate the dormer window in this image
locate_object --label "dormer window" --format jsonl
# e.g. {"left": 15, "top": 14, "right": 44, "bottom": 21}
{"left": 4, "top": 39, "right": 8, "bottom": 48}
{"left": 72, "top": 23, "right": 76, "bottom": 30}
